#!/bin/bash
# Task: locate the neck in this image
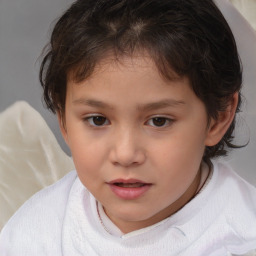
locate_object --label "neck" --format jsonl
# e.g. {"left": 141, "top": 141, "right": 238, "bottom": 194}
{"left": 103, "top": 166, "right": 203, "bottom": 234}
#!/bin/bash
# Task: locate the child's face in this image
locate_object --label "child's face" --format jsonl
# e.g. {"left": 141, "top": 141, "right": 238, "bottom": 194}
{"left": 61, "top": 55, "right": 213, "bottom": 233}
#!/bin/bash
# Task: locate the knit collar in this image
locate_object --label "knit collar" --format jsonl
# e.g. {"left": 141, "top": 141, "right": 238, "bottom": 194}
{"left": 95, "top": 161, "right": 213, "bottom": 238}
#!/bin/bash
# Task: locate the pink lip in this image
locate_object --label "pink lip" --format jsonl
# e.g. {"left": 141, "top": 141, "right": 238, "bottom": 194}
{"left": 107, "top": 179, "right": 152, "bottom": 200}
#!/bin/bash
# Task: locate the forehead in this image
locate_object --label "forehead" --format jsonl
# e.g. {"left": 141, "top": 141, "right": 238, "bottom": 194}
{"left": 68, "top": 51, "right": 183, "bottom": 84}
{"left": 65, "top": 55, "right": 202, "bottom": 111}
{"left": 67, "top": 55, "right": 186, "bottom": 93}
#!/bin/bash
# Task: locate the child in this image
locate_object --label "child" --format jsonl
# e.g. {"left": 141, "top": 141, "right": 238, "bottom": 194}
{"left": 0, "top": 0, "right": 256, "bottom": 255}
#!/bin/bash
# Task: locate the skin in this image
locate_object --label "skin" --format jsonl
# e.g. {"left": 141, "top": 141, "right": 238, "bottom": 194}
{"left": 59, "top": 55, "right": 237, "bottom": 234}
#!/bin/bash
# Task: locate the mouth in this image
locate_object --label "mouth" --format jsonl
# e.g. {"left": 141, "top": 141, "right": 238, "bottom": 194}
{"left": 113, "top": 182, "right": 147, "bottom": 188}
{"left": 107, "top": 179, "right": 152, "bottom": 200}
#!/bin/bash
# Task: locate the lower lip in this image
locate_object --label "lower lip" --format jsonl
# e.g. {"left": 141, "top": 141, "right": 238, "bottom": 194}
{"left": 108, "top": 184, "right": 152, "bottom": 200}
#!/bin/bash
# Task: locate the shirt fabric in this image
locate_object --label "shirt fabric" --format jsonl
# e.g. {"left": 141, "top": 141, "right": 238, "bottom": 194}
{"left": 0, "top": 160, "right": 256, "bottom": 256}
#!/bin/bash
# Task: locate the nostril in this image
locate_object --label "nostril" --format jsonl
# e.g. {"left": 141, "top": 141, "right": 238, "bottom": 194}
{"left": 109, "top": 134, "right": 146, "bottom": 166}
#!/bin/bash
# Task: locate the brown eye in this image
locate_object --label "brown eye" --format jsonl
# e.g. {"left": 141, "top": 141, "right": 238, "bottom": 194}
{"left": 152, "top": 117, "right": 167, "bottom": 127}
{"left": 92, "top": 116, "right": 106, "bottom": 126}
{"left": 85, "top": 115, "right": 109, "bottom": 126}
{"left": 146, "top": 117, "right": 173, "bottom": 127}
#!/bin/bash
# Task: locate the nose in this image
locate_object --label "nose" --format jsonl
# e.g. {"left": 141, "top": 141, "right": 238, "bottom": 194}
{"left": 109, "top": 128, "right": 146, "bottom": 167}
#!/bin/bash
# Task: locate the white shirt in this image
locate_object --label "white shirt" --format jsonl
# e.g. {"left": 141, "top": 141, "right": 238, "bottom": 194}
{"left": 1, "top": 161, "right": 256, "bottom": 255}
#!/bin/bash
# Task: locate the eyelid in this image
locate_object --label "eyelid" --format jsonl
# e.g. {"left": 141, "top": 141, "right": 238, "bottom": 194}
{"left": 145, "top": 115, "right": 175, "bottom": 128}
{"left": 83, "top": 114, "right": 110, "bottom": 127}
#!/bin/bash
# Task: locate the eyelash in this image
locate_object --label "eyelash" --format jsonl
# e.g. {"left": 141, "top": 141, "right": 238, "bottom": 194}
{"left": 145, "top": 116, "right": 174, "bottom": 128}
{"left": 83, "top": 115, "right": 174, "bottom": 128}
{"left": 83, "top": 115, "right": 110, "bottom": 127}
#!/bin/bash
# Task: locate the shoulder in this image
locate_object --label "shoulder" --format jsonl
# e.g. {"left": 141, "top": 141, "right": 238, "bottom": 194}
{"left": 0, "top": 170, "right": 77, "bottom": 254}
{"left": 7, "top": 170, "right": 78, "bottom": 222}
{"left": 212, "top": 160, "right": 256, "bottom": 218}
{"left": 212, "top": 160, "right": 256, "bottom": 205}
{"left": 180, "top": 160, "right": 256, "bottom": 254}
{"left": 210, "top": 160, "right": 256, "bottom": 251}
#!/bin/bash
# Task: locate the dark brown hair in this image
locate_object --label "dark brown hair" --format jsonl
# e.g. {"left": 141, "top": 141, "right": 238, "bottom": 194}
{"left": 40, "top": 0, "right": 243, "bottom": 162}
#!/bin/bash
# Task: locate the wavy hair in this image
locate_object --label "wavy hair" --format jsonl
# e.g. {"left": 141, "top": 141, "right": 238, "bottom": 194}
{"left": 40, "top": 0, "right": 243, "bottom": 163}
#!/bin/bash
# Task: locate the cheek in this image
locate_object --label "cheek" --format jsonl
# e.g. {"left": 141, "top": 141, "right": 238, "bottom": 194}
{"left": 66, "top": 120, "right": 102, "bottom": 158}
{"left": 151, "top": 127, "right": 206, "bottom": 183}
{"left": 66, "top": 131, "right": 103, "bottom": 179}
{"left": 155, "top": 129, "right": 206, "bottom": 162}
{"left": 72, "top": 148, "right": 102, "bottom": 190}
{"left": 176, "top": 120, "right": 207, "bottom": 155}
{"left": 71, "top": 140, "right": 103, "bottom": 170}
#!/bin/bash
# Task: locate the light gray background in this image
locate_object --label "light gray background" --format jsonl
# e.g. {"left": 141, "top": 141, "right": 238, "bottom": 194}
{"left": 0, "top": 0, "right": 73, "bottom": 154}
{"left": 0, "top": 0, "right": 256, "bottom": 184}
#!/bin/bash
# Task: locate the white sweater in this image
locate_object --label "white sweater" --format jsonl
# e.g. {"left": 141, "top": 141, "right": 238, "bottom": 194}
{"left": 0, "top": 161, "right": 256, "bottom": 256}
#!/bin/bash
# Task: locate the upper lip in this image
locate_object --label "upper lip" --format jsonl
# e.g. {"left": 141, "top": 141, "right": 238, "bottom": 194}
{"left": 107, "top": 179, "right": 151, "bottom": 185}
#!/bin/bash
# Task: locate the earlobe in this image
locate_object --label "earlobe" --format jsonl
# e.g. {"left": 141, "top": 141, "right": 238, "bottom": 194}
{"left": 205, "top": 93, "right": 239, "bottom": 146}
{"left": 57, "top": 112, "right": 69, "bottom": 146}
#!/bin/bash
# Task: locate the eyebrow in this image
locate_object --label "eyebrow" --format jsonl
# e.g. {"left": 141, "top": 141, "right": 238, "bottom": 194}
{"left": 73, "top": 98, "right": 114, "bottom": 109}
{"left": 137, "top": 99, "right": 185, "bottom": 111}
{"left": 72, "top": 98, "right": 185, "bottom": 110}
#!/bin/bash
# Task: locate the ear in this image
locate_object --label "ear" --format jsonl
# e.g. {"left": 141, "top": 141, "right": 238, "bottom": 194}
{"left": 57, "top": 111, "right": 69, "bottom": 146}
{"left": 205, "top": 92, "right": 239, "bottom": 146}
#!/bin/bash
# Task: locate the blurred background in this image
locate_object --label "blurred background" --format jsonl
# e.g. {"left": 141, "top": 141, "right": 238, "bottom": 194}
{"left": 0, "top": 0, "right": 256, "bottom": 184}
{"left": 0, "top": 0, "right": 73, "bottom": 155}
